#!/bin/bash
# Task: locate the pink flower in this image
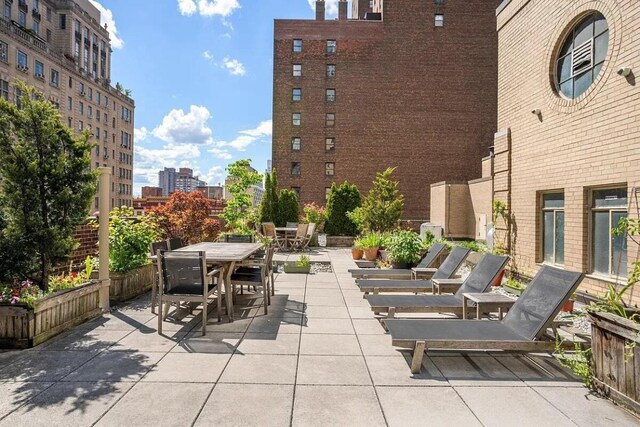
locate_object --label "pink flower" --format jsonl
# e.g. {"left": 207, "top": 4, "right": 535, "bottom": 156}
{"left": 9, "top": 296, "right": 20, "bottom": 304}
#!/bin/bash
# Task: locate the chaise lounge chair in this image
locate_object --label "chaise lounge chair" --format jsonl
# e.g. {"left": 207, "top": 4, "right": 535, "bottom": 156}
{"left": 348, "top": 243, "right": 448, "bottom": 280}
{"left": 356, "top": 246, "right": 470, "bottom": 295}
{"left": 383, "top": 265, "right": 584, "bottom": 373}
{"left": 365, "top": 254, "right": 509, "bottom": 318}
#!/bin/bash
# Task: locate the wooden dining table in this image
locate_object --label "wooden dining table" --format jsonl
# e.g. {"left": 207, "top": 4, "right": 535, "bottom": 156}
{"left": 275, "top": 227, "right": 298, "bottom": 250}
{"left": 174, "top": 242, "right": 263, "bottom": 322}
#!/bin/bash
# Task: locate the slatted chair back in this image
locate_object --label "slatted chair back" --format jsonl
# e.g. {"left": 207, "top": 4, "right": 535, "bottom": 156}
{"left": 431, "top": 246, "right": 471, "bottom": 280}
{"left": 295, "top": 223, "right": 308, "bottom": 239}
{"left": 225, "top": 234, "right": 254, "bottom": 243}
{"left": 453, "top": 254, "right": 509, "bottom": 300}
{"left": 416, "top": 243, "right": 446, "bottom": 269}
{"left": 150, "top": 240, "right": 169, "bottom": 256}
{"left": 306, "top": 223, "right": 316, "bottom": 237}
{"left": 158, "top": 251, "right": 207, "bottom": 295}
{"left": 262, "top": 222, "right": 277, "bottom": 238}
{"left": 502, "top": 266, "right": 584, "bottom": 340}
{"left": 286, "top": 222, "right": 299, "bottom": 228}
{"left": 166, "top": 237, "right": 184, "bottom": 250}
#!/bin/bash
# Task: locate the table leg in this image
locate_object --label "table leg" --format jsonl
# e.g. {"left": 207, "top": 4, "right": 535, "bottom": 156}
{"left": 498, "top": 307, "right": 503, "bottom": 320}
{"left": 224, "top": 261, "right": 236, "bottom": 322}
{"left": 462, "top": 297, "right": 468, "bottom": 320}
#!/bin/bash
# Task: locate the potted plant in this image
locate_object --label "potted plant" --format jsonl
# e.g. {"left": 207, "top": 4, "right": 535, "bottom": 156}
{"left": 502, "top": 277, "right": 526, "bottom": 296}
{"left": 359, "top": 232, "right": 383, "bottom": 261}
{"left": 283, "top": 254, "right": 312, "bottom": 274}
{"left": 352, "top": 237, "right": 364, "bottom": 260}
{"left": 387, "top": 230, "right": 422, "bottom": 269}
{"left": 378, "top": 232, "right": 393, "bottom": 262}
{"left": 561, "top": 293, "right": 576, "bottom": 313}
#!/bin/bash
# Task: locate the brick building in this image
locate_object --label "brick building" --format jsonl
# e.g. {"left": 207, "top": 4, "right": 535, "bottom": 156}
{"left": 494, "top": 0, "right": 639, "bottom": 305}
{"left": 141, "top": 186, "right": 162, "bottom": 198}
{"left": 272, "top": 0, "right": 499, "bottom": 219}
{"left": 0, "top": 0, "right": 135, "bottom": 209}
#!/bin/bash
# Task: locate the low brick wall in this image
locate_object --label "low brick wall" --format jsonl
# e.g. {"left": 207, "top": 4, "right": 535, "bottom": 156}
{"left": 327, "top": 236, "right": 355, "bottom": 247}
{"left": 52, "top": 221, "right": 99, "bottom": 275}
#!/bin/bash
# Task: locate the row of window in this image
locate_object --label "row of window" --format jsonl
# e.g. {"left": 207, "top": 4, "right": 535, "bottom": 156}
{"left": 541, "top": 187, "right": 627, "bottom": 278}
{"left": 292, "top": 39, "right": 336, "bottom": 54}
{"left": 290, "top": 162, "right": 335, "bottom": 177}
{"left": 292, "top": 64, "right": 335, "bottom": 78}
{"left": 291, "top": 137, "right": 335, "bottom": 152}
{"left": 292, "top": 88, "right": 336, "bottom": 102}
{"left": 94, "top": 197, "right": 134, "bottom": 210}
{"left": 4, "top": 0, "right": 48, "bottom": 37}
{"left": 292, "top": 112, "right": 335, "bottom": 127}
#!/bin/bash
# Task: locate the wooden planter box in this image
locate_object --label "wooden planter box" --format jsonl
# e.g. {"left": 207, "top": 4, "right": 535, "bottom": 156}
{"left": 588, "top": 311, "right": 640, "bottom": 415}
{"left": 283, "top": 262, "right": 311, "bottom": 274}
{"left": 502, "top": 283, "right": 525, "bottom": 296}
{"left": 109, "top": 264, "right": 155, "bottom": 304}
{"left": 0, "top": 281, "right": 103, "bottom": 349}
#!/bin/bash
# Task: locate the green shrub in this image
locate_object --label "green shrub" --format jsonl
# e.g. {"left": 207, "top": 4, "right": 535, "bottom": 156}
{"left": 277, "top": 189, "right": 299, "bottom": 226}
{"left": 387, "top": 230, "right": 422, "bottom": 265}
{"left": 358, "top": 232, "right": 385, "bottom": 249}
{"left": 324, "top": 181, "right": 361, "bottom": 236}
{"left": 296, "top": 254, "right": 311, "bottom": 268}
{"left": 107, "top": 207, "right": 159, "bottom": 273}
{"left": 357, "top": 167, "right": 404, "bottom": 233}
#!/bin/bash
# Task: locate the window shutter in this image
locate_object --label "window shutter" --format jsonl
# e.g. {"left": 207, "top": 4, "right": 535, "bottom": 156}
{"left": 571, "top": 39, "right": 593, "bottom": 77}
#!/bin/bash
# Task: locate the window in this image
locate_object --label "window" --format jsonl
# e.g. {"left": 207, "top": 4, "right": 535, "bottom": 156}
{"left": 18, "top": 10, "right": 25, "bottom": 27}
{"left": 292, "top": 88, "right": 302, "bottom": 101}
{"left": 591, "top": 188, "right": 627, "bottom": 278}
{"left": 67, "top": 96, "right": 72, "bottom": 111}
{"left": 541, "top": 193, "right": 564, "bottom": 265}
{"left": 292, "top": 113, "right": 301, "bottom": 126}
{"left": 0, "top": 79, "right": 8, "bottom": 101}
{"left": 291, "top": 137, "right": 301, "bottom": 151}
{"left": 78, "top": 120, "right": 83, "bottom": 131}
{"left": 68, "top": 117, "right": 72, "bottom": 128}
{"left": 326, "top": 89, "right": 336, "bottom": 102}
{"left": 3, "top": 1, "right": 10, "bottom": 20}
{"left": 293, "top": 64, "right": 302, "bottom": 77}
{"left": 79, "top": 101, "right": 84, "bottom": 115}
{"left": 325, "top": 162, "right": 335, "bottom": 176}
{"left": 17, "top": 50, "right": 27, "bottom": 70}
{"left": 34, "top": 60, "right": 44, "bottom": 78}
{"left": 87, "top": 106, "right": 92, "bottom": 118}
{"left": 46, "top": 29, "right": 51, "bottom": 42}
{"left": 121, "top": 106, "right": 131, "bottom": 121}
{"left": 326, "top": 40, "right": 337, "bottom": 54}
{"left": 326, "top": 64, "right": 336, "bottom": 77}
{"left": 292, "top": 187, "right": 301, "bottom": 199}
{"left": 88, "top": 88, "right": 93, "bottom": 101}
{"left": 326, "top": 113, "right": 335, "bottom": 127}
{"left": 435, "top": 14, "right": 444, "bottom": 27}
{"left": 15, "top": 87, "right": 22, "bottom": 108}
{"left": 293, "top": 39, "right": 302, "bottom": 53}
{"left": 50, "top": 69, "right": 59, "bottom": 87}
{"left": 556, "top": 12, "right": 608, "bottom": 99}
{"left": 32, "top": 19, "right": 39, "bottom": 35}
{"left": 59, "top": 13, "right": 66, "bottom": 29}
{"left": 79, "top": 82, "right": 85, "bottom": 94}
{"left": 0, "top": 40, "right": 7, "bottom": 63}
{"left": 435, "top": 0, "right": 445, "bottom": 4}
{"left": 291, "top": 162, "right": 301, "bottom": 176}
{"left": 46, "top": 7, "right": 51, "bottom": 22}
{"left": 325, "top": 137, "right": 335, "bottom": 152}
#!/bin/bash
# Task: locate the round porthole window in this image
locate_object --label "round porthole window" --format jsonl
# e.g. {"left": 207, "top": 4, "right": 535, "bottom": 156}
{"left": 555, "top": 12, "right": 609, "bottom": 99}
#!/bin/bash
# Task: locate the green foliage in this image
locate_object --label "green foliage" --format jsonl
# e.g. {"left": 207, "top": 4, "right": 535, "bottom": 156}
{"left": 221, "top": 159, "right": 262, "bottom": 234}
{"left": 358, "top": 232, "right": 385, "bottom": 249}
{"left": 387, "top": 230, "right": 423, "bottom": 265}
{"left": 324, "top": 181, "right": 361, "bottom": 236}
{"left": 357, "top": 167, "right": 404, "bottom": 233}
{"left": 492, "top": 199, "right": 508, "bottom": 224}
{"left": 277, "top": 189, "right": 299, "bottom": 226}
{"left": 258, "top": 169, "right": 279, "bottom": 224}
{"left": 422, "top": 230, "right": 435, "bottom": 249}
{"left": 0, "top": 82, "right": 97, "bottom": 290}
{"left": 296, "top": 254, "right": 311, "bottom": 268}
{"left": 151, "top": 191, "right": 220, "bottom": 244}
{"left": 346, "top": 207, "right": 365, "bottom": 234}
{"left": 302, "top": 203, "right": 326, "bottom": 232}
{"left": 504, "top": 277, "right": 526, "bottom": 291}
{"left": 456, "top": 240, "right": 489, "bottom": 253}
{"left": 554, "top": 339, "right": 593, "bottom": 388}
{"left": 106, "top": 207, "right": 159, "bottom": 273}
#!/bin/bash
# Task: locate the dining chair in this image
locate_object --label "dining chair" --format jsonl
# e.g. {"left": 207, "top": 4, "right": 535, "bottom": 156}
{"left": 150, "top": 240, "right": 169, "bottom": 313}
{"left": 166, "top": 237, "right": 184, "bottom": 250}
{"left": 230, "top": 246, "right": 275, "bottom": 314}
{"left": 291, "top": 223, "right": 309, "bottom": 252}
{"left": 225, "top": 234, "right": 254, "bottom": 243}
{"left": 156, "top": 250, "right": 222, "bottom": 335}
{"left": 263, "top": 222, "right": 286, "bottom": 251}
{"left": 286, "top": 222, "right": 299, "bottom": 228}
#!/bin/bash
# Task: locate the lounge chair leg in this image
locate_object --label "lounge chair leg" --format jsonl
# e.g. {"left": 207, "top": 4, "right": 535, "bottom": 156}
{"left": 157, "top": 296, "right": 163, "bottom": 335}
{"left": 411, "top": 341, "right": 426, "bottom": 374}
{"left": 387, "top": 307, "right": 396, "bottom": 319}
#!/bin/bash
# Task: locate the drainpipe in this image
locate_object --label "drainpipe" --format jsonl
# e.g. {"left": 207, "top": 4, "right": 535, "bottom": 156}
{"left": 98, "top": 167, "right": 111, "bottom": 313}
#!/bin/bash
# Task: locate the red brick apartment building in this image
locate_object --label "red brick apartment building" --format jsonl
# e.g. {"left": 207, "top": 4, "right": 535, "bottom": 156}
{"left": 272, "top": 0, "right": 499, "bottom": 219}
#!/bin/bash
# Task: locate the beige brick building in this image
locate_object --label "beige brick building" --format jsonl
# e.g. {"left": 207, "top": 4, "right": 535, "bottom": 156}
{"left": 0, "top": 0, "right": 135, "bottom": 210}
{"left": 494, "top": 0, "right": 640, "bottom": 305}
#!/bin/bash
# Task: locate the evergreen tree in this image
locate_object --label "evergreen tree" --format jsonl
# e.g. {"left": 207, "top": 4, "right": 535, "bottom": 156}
{"left": 324, "top": 181, "right": 361, "bottom": 236}
{"left": 258, "top": 172, "right": 272, "bottom": 223}
{"left": 277, "top": 189, "right": 299, "bottom": 226}
{"left": 360, "top": 167, "right": 404, "bottom": 233}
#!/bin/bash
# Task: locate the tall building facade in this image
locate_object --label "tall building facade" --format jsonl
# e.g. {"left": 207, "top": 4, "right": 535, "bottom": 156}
{"left": 175, "top": 168, "right": 206, "bottom": 193}
{"left": 272, "top": 0, "right": 499, "bottom": 219}
{"left": 158, "top": 167, "right": 176, "bottom": 196}
{"left": 0, "top": 0, "right": 135, "bottom": 209}
{"left": 494, "top": 0, "right": 639, "bottom": 305}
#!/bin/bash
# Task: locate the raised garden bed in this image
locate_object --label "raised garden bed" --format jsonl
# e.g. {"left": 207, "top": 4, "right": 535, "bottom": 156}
{"left": 588, "top": 311, "right": 640, "bottom": 415}
{"left": 109, "top": 264, "right": 155, "bottom": 304}
{"left": 0, "top": 281, "right": 104, "bottom": 349}
{"left": 283, "top": 261, "right": 311, "bottom": 274}
{"left": 502, "top": 282, "right": 525, "bottom": 296}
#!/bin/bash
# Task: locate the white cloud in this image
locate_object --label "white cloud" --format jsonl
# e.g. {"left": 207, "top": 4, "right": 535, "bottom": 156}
{"left": 152, "top": 105, "right": 213, "bottom": 145}
{"left": 134, "top": 143, "right": 202, "bottom": 193}
{"left": 209, "top": 147, "right": 233, "bottom": 159}
{"left": 307, "top": 0, "right": 339, "bottom": 18}
{"left": 202, "top": 50, "right": 213, "bottom": 60}
{"left": 203, "top": 166, "right": 225, "bottom": 185}
{"left": 218, "top": 120, "right": 272, "bottom": 151}
{"left": 134, "top": 127, "right": 149, "bottom": 143}
{"left": 178, "top": 0, "right": 240, "bottom": 17}
{"left": 222, "top": 57, "right": 246, "bottom": 76}
{"left": 89, "top": 1, "right": 124, "bottom": 49}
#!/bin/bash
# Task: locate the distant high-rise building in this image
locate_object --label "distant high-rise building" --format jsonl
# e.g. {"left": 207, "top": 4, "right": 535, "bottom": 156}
{"left": 0, "top": 0, "right": 136, "bottom": 210}
{"left": 196, "top": 185, "right": 224, "bottom": 200}
{"left": 176, "top": 168, "right": 206, "bottom": 193}
{"left": 158, "top": 167, "right": 176, "bottom": 196}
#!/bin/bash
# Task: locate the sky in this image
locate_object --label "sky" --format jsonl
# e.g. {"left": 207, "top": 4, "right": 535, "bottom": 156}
{"left": 90, "top": 0, "right": 344, "bottom": 196}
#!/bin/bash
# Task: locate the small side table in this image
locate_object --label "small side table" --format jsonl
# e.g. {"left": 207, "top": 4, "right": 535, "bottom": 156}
{"left": 431, "top": 278, "right": 464, "bottom": 295}
{"left": 462, "top": 293, "right": 516, "bottom": 320}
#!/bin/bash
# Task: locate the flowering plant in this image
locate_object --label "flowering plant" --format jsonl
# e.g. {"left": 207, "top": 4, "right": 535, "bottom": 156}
{"left": 0, "top": 280, "right": 43, "bottom": 307}
{"left": 302, "top": 203, "right": 326, "bottom": 233}
{"left": 48, "top": 271, "right": 90, "bottom": 293}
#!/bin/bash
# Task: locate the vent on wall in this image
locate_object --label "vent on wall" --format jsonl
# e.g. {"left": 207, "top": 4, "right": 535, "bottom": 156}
{"left": 572, "top": 39, "right": 593, "bottom": 77}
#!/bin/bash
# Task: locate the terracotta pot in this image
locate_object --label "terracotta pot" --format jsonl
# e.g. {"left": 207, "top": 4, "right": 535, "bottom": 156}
{"left": 351, "top": 248, "right": 364, "bottom": 260}
{"left": 561, "top": 299, "right": 575, "bottom": 313}
{"left": 363, "top": 247, "right": 379, "bottom": 261}
{"left": 491, "top": 269, "right": 506, "bottom": 287}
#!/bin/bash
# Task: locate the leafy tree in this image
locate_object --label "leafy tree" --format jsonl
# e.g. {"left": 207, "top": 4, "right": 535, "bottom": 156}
{"left": 0, "top": 82, "right": 97, "bottom": 290}
{"left": 277, "top": 189, "right": 299, "bottom": 226}
{"left": 107, "top": 207, "right": 159, "bottom": 272}
{"left": 220, "top": 159, "right": 262, "bottom": 234}
{"left": 357, "top": 167, "right": 404, "bottom": 233}
{"left": 151, "top": 192, "right": 220, "bottom": 244}
{"left": 324, "top": 181, "right": 361, "bottom": 236}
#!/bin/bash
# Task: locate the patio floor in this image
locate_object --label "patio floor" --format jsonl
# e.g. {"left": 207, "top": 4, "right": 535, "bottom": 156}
{"left": 0, "top": 248, "right": 638, "bottom": 426}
